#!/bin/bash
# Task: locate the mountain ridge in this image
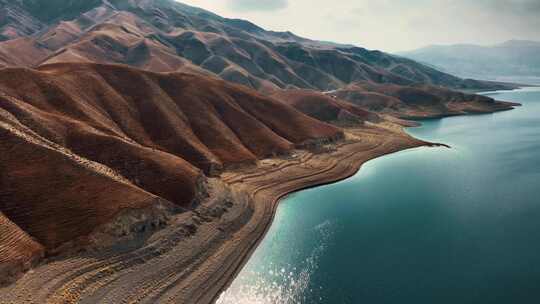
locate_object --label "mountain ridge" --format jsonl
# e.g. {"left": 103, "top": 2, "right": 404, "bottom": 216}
{"left": 399, "top": 40, "right": 540, "bottom": 82}
{"left": 0, "top": 0, "right": 514, "bottom": 91}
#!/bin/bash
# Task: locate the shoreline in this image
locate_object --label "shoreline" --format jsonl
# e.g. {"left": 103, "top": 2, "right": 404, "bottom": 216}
{"left": 0, "top": 125, "right": 475, "bottom": 303}
{"left": 206, "top": 128, "right": 429, "bottom": 304}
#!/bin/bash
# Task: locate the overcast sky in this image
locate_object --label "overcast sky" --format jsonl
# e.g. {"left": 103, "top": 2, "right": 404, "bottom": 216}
{"left": 178, "top": 0, "right": 540, "bottom": 52}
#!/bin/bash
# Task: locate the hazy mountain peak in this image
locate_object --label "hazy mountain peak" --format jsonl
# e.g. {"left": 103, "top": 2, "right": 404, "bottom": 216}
{"left": 400, "top": 39, "right": 540, "bottom": 82}
{"left": 498, "top": 39, "right": 540, "bottom": 47}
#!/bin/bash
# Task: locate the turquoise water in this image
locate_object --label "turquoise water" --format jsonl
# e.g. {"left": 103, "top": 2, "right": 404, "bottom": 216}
{"left": 218, "top": 88, "right": 540, "bottom": 304}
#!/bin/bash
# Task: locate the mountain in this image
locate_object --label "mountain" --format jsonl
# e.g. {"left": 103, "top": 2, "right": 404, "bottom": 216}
{"left": 0, "top": 62, "right": 344, "bottom": 282}
{"left": 0, "top": 0, "right": 513, "bottom": 91}
{"left": 399, "top": 40, "right": 540, "bottom": 84}
{"left": 271, "top": 89, "right": 382, "bottom": 126}
{"left": 327, "top": 82, "right": 519, "bottom": 119}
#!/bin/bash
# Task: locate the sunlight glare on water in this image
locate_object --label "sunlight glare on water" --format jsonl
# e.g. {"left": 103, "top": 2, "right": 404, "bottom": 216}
{"left": 217, "top": 220, "right": 335, "bottom": 304}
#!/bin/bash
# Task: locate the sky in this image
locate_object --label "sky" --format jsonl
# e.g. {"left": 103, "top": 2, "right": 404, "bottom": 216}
{"left": 177, "top": 0, "right": 540, "bottom": 53}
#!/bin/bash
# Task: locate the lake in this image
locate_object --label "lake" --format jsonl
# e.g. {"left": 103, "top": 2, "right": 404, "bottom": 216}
{"left": 217, "top": 87, "right": 540, "bottom": 304}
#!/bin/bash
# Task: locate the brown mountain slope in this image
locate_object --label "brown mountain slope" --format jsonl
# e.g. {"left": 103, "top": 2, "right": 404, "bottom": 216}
{"left": 0, "top": 120, "right": 164, "bottom": 249}
{"left": 0, "top": 37, "right": 50, "bottom": 67}
{"left": 328, "top": 82, "right": 519, "bottom": 119}
{"left": 0, "top": 212, "right": 44, "bottom": 285}
{"left": 0, "top": 63, "right": 341, "bottom": 171}
{"left": 271, "top": 89, "right": 381, "bottom": 126}
{"left": 1, "top": 112, "right": 174, "bottom": 283}
{"left": 0, "top": 62, "right": 342, "bottom": 282}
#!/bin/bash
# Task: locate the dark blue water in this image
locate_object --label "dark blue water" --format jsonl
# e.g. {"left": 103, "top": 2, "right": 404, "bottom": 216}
{"left": 218, "top": 88, "right": 540, "bottom": 304}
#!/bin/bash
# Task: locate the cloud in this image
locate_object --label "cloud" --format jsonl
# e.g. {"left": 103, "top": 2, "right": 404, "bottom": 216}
{"left": 226, "top": 0, "right": 288, "bottom": 12}
{"left": 178, "top": 0, "right": 540, "bottom": 52}
{"left": 479, "top": 0, "right": 540, "bottom": 13}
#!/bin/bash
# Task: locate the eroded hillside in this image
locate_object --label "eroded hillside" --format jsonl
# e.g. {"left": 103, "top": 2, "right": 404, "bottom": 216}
{"left": 0, "top": 62, "right": 342, "bottom": 282}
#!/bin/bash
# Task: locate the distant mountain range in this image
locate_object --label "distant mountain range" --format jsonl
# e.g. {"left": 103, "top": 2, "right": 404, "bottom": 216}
{"left": 399, "top": 40, "right": 540, "bottom": 84}
{"left": 0, "top": 0, "right": 511, "bottom": 91}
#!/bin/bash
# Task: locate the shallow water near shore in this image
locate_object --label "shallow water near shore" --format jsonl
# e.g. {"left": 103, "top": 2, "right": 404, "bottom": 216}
{"left": 217, "top": 87, "right": 540, "bottom": 304}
